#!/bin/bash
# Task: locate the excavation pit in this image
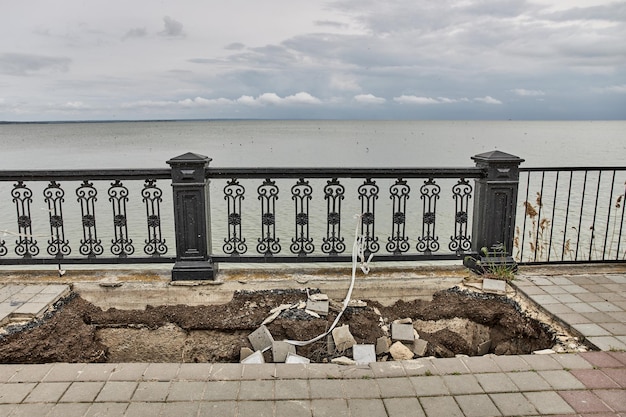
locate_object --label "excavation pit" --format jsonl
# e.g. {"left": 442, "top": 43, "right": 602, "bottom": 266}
{"left": 0, "top": 271, "right": 575, "bottom": 364}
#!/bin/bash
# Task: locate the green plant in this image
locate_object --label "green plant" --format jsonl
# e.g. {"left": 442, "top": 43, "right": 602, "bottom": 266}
{"left": 477, "top": 245, "right": 516, "bottom": 281}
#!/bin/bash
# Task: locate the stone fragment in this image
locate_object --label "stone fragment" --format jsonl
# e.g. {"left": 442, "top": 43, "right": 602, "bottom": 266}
{"left": 309, "top": 293, "right": 328, "bottom": 301}
{"left": 376, "top": 336, "right": 391, "bottom": 355}
{"left": 261, "top": 310, "right": 281, "bottom": 325}
{"left": 413, "top": 339, "right": 428, "bottom": 357}
{"left": 270, "top": 303, "right": 295, "bottom": 314}
{"left": 304, "top": 309, "right": 321, "bottom": 318}
{"left": 240, "top": 347, "right": 254, "bottom": 361}
{"left": 331, "top": 356, "right": 356, "bottom": 366}
{"left": 533, "top": 348, "right": 556, "bottom": 355}
{"left": 353, "top": 344, "right": 376, "bottom": 365}
{"left": 373, "top": 307, "right": 381, "bottom": 316}
{"left": 392, "top": 323, "right": 415, "bottom": 342}
{"left": 332, "top": 324, "right": 356, "bottom": 352}
{"left": 306, "top": 299, "right": 329, "bottom": 316}
{"left": 477, "top": 340, "right": 492, "bottom": 356}
{"left": 327, "top": 334, "right": 336, "bottom": 355}
{"left": 348, "top": 299, "right": 367, "bottom": 307}
{"left": 241, "top": 350, "right": 265, "bottom": 364}
{"left": 394, "top": 318, "right": 413, "bottom": 324}
{"left": 285, "top": 352, "right": 310, "bottom": 364}
{"left": 248, "top": 325, "right": 274, "bottom": 352}
{"left": 389, "top": 341, "right": 414, "bottom": 361}
{"left": 482, "top": 278, "right": 507, "bottom": 294}
{"left": 272, "top": 341, "right": 296, "bottom": 363}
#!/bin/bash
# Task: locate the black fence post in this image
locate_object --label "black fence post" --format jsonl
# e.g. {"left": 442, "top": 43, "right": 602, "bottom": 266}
{"left": 471, "top": 150, "right": 524, "bottom": 255}
{"left": 167, "top": 152, "right": 216, "bottom": 280}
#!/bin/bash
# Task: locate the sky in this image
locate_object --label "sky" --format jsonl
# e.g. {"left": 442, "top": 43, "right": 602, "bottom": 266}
{"left": 1, "top": 0, "right": 625, "bottom": 121}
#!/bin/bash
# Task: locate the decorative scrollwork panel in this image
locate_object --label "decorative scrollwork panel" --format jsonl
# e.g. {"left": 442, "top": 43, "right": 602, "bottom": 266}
{"left": 386, "top": 178, "right": 411, "bottom": 254}
{"left": 76, "top": 180, "right": 103, "bottom": 258}
{"left": 109, "top": 180, "right": 134, "bottom": 257}
{"left": 322, "top": 178, "right": 345, "bottom": 255}
{"left": 358, "top": 178, "right": 380, "bottom": 255}
{"left": 449, "top": 178, "right": 472, "bottom": 253}
{"left": 257, "top": 178, "right": 281, "bottom": 256}
{"left": 417, "top": 178, "right": 440, "bottom": 253}
{"left": 12, "top": 181, "right": 39, "bottom": 258}
{"left": 290, "top": 178, "right": 314, "bottom": 256}
{"left": 142, "top": 179, "right": 168, "bottom": 257}
{"left": 43, "top": 181, "right": 70, "bottom": 258}
{"left": 223, "top": 178, "right": 247, "bottom": 256}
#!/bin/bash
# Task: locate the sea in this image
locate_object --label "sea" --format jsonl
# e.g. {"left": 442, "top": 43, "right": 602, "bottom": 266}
{"left": 1, "top": 120, "right": 624, "bottom": 266}
{"left": 1, "top": 120, "right": 625, "bottom": 169}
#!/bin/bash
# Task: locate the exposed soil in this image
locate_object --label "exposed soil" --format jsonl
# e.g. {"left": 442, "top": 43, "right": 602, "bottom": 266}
{"left": 0, "top": 287, "right": 555, "bottom": 364}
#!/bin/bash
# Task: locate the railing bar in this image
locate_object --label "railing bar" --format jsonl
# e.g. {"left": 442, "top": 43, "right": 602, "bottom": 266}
{"left": 561, "top": 171, "right": 574, "bottom": 261}
{"left": 602, "top": 170, "right": 616, "bottom": 260}
{"left": 206, "top": 167, "right": 485, "bottom": 179}
{"left": 575, "top": 170, "right": 588, "bottom": 261}
{"left": 588, "top": 171, "right": 602, "bottom": 261}
{"left": 521, "top": 166, "right": 626, "bottom": 172}
{"left": 210, "top": 254, "right": 465, "bottom": 263}
{"left": 0, "top": 169, "right": 171, "bottom": 181}
{"left": 547, "top": 171, "right": 559, "bottom": 262}
{"left": 0, "top": 257, "right": 176, "bottom": 265}
{"left": 617, "top": 182, "right": 626, "bottom": 261}
{"left": 533, "top": 171, "right": 546, "bottom": 262}
{"left": 520, "top": 171, "right": 532, "bottom": 262}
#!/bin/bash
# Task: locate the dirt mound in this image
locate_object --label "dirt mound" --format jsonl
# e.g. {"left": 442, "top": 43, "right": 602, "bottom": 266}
{"left": 0, "top": 288, "right": 555, "bottom": 363}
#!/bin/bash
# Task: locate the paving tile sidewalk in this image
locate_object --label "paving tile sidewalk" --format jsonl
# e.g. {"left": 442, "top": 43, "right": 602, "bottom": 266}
{"left": 513, "top": 272, "right": 626, "bottom": 351}
{"left": 0, "top": 352, "right": 624, "bottom": 416}
{"left": 0, "top": 270, "right": 624, "bottom": 416}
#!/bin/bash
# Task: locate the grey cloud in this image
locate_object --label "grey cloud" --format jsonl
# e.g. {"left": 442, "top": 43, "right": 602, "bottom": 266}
{"left": 225, "top": 42, "right": 246, "bottom": 50}
{"left": 543, "top": 2, "right": 626, "bottom": 22}
{"left": 122, "top": 27, "right": 147, "bottom": 40}
{"left": 0, "top": 53, "right": 71, "bottom": 76}
{"left": 315, "top": 20, "right": 349, "bottom": 29}
{"left": 159, "top": 16, "right": 184, "bottom": 37}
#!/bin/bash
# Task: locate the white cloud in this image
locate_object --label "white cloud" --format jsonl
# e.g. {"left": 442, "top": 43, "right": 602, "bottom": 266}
{"left": 354, "top": 94, "right": 386, "bottom": 104}
{"left": 511, "top": 89, "right": 546, "bottom": 97}
{"left": 393, "top": 95, "right": 441, "bottom": 105}
{"left": 474, "top": 96, "right": 503, "bottom": 104}
{"left": 236, "top": 92, "right": 322, "bottom": 106}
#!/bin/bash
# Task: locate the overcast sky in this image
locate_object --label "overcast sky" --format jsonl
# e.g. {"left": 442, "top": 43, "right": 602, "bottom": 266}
{"left": 1, "top": 0, "right": 625, "bottom": 121}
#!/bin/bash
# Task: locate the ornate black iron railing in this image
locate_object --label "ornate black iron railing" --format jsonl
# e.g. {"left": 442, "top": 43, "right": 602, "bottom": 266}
{"left": 0, "top": 169, "right": 173, "bottom": 264}
{"left": 206, "top": 167, "right": 484, "bottom": 264}
{"left": 516, "top": 167, "right": 626, "bottom": 264}
{"left": 2, "top": 151, "right": 622, "bottom": 280}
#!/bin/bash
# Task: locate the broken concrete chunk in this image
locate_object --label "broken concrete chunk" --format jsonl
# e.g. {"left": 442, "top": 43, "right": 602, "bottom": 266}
{"left": 533, "top": 348, "right": 556, "bottom": 355}
{"left": 482, "top": 278, "right": 507, "bottom": 294}
{"left": 241, "top": 350, "right": 265, "bottom": 364}
{"left": 297, "top": 301, "right": 306, "bottom": 309}
{"left": 270, "top": 303, "right": 295, "bottom": 314}
{"left": 331, "top": 356, "right": 356, "bottom": 366}
{"left": 240, "top": 347, "right": 254, "bottom": 361}
{"left": 304, "top": 309, "right": 321, "bottom": 318}
{"left": 348, "top": 299, "right": 367, "bottom": 308}
{"left": 261, "top": 310, "right": 281, "bottom": 326}
{"left": 376, "top": 336, "right": 391, "bottom": 355}
{"left": 391, "top": 323, "right": 415, "bottom": 342}
{"left": 285, "top": 352, "right": 310, "bottom": 364}
{"left": 332, "top": 324, "right": 356, "bottom": 352}
{"left": 272, "top": 341, "right": 296, "bottom": 363}
{"left": 309, "top": 293, "right": 328, "bottom": 301}
{"left": 327, "top": 334, "right": 336, "bottom": 355}
{"left": 353, "top": 344, "right": 376, "bottom": 365}
{"left": 248, "top": 325, "right": 274, "bottom": 352}
{"left": 413, "top": 339, "right": 428, "bottom": 357}
{"left": 394, "top": 318, "right": 413, "bottom": 324}
{"left": 477, "top": 340, "right": 491, "bottom": 356}
{"left": 373, "top": 307, "right": 381, "bottom": 316}
{"left": 306, "top": 299, "right": 329, "bottom": 316}
{"left": 389, "top": 341, "right": 414, "bottom": 361}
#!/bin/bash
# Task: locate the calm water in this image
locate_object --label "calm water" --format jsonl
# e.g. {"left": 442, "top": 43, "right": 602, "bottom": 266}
{"left": 1, "top": 120, "right": 625, "bottom": 169}
{"left": 1, "top": 120, "right": 624, "bottom": 264}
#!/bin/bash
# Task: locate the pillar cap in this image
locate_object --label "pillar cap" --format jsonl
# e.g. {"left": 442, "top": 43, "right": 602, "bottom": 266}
{"left": 167, "top": 152, "right": 211, "bottom": 165}
{"left": 471, "top": 150, "right": 524, "bottom": 164}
